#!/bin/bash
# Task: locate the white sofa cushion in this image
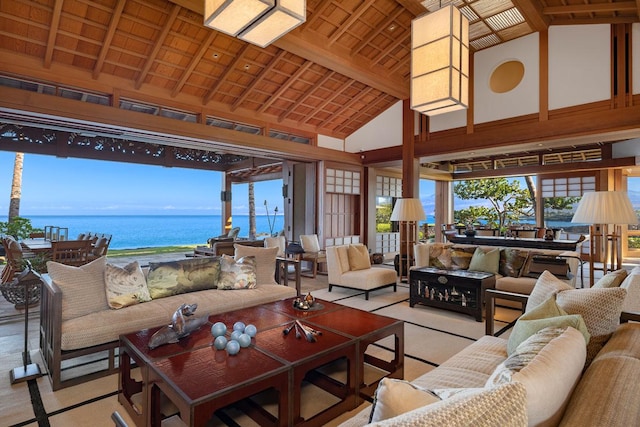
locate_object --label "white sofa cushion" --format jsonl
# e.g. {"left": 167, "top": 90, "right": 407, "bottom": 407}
{"left": 47, "top": 256, "right": 109, "bottom": 322}
{"left": 487, "top": 326, "right": 586, "bottom": 427}
{"left": 365, "top": 382, "right": 527, "bottom": 427}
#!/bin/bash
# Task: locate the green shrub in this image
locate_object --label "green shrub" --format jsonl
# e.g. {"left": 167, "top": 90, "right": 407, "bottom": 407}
{"left": 0, "top": 217, "right": 42, "bottom": 240}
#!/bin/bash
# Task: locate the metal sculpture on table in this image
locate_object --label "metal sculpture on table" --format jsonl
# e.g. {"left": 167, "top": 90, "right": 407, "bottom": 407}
{"left": 148, "top": 303, "right": 209, "bottom": 349}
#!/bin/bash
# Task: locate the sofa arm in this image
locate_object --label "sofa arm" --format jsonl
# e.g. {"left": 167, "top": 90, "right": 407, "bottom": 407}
{"left": 485, "top": 289, "right": 528, "bottom": 336}
{"left": 39, "top": 275, "right": 63, "bottom": 384}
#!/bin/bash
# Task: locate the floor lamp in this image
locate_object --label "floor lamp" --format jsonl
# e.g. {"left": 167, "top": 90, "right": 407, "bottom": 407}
{"left": 571, "top": 191, "right": 638, "bottom": 286}
{"left": 391, "top": 198, "right": 426, "bottom": 281}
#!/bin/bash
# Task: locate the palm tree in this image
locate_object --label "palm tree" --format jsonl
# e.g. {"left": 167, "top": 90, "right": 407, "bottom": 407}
{"left": 8, "top": 153, "right": 23, "bottom": 221}
{"left": 248, "top": 182, "right": 256, "bottom": 239}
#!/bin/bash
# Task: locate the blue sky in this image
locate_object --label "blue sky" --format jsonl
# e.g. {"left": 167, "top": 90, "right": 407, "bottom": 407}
{"left": 0, "top": 151, "right": 284, "bottom": 216}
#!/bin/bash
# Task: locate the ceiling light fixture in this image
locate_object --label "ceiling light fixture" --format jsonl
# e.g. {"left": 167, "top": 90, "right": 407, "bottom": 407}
{"left": 204, "top": 0, "right": 306, "bottom": 48}
{"left": 411, "top": 4, "right": 469, "bottom": 116}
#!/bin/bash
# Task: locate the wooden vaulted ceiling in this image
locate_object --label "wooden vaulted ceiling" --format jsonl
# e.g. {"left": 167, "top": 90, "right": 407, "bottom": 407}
{"left": 0, "top": 0, "right": 639, "bottom": 153}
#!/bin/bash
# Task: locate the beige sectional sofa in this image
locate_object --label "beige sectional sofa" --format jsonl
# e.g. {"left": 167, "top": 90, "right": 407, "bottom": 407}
{"left": 39, "top": 249, "right": 297, "bottom": 391}
{"left": 339, "top": 267, "right": 640, "bottom": 427}
{"left": 414, "top": 242, "right": 582, "bottom": 295}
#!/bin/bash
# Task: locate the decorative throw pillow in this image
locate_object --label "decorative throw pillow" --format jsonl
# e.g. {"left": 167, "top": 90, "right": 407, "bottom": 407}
{"left": 428, "top": 244, "right": 452, "bottom": 269}
{"left": 485, "top": 326, "right": 586, "bottom": 427}
{"left": 348, "top": 244, "right": 371, "bottom": 271}
{"left": 468, "top": 247, "right": 500, "bottom": 274}
{"left": 499, "top": 248, "right": 529, "bottom": 278}
{"left": 104, "top": 261, "right": 151, "bottom": 309}
{"left": 507, "top": 296, "right": 590, "bottom": 355}
{"left": 218, "top": 255, "right": 257, "bottom": 289}
{"left": 593, "top": 269, "right": 628, "bottom": 288}
{"left": 368, "top": 382, "right": 527, "bottom": 427}
{"left": 234, "top": 244, "right": 278, "bottom": 285}
{"left": 369, "top": 378, "right": 440, "bottom": 423}
{"left": 555, "top": 286, "right": 627, "bottom": 366}
{"left": 46, "top": 256, "right": 109, "bottom": 322}
{"left": 146, "top": 257, "right": 220, "bottom": 299}
{"left": 525, "top": 270, "right": 573, "bottom": 312}
{"left": 448, "top": 247, "right": 475, "bottom": 270}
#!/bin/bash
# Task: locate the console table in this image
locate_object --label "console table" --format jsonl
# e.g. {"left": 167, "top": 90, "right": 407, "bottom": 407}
{"left": 409, "top": 267, "right": 496, "bottom": 322}
{"left": 444, "top": 232, "right": 585, "bottom": 251}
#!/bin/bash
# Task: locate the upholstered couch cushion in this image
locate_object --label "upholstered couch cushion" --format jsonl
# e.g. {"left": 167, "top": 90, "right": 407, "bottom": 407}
{"left": 593, "top": 269, "right": 628, "bottom": 288}
{"left": 365, "top": 382, "right": 527, "bottom": 427}
{"left": 47, "top": 256, "right": 109, "bottom": 322}
{"left": 487, "top": 326, "right": 586, "bottom": 427}
{"left": 104, "top": 261, "right": 151, "bottom": 309}
{"left": 218, "top": 255, "right": 257, "bottom": 289}
{"left": 369, "top": 378, "right": 440, "bottom": 422}
{"left": 146, "top": 257, "right": 220, "bottom": 299}
{"left": 234, "top": 244, "right": 278, "bottom": 285}
{"left": 507, "top": 296, "right": 590, "bottom": 355}
{"left": 468, "top": 247, "right": 500, "bottom": 274}
{"left": 525, "top": 270, "right": 574, "bottom": 312}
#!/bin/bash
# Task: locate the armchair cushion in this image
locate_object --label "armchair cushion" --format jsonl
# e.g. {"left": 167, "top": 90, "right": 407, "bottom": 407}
{"left": 348, "top": 244, "right": 371, "bottom": 271}
{"left": 300, "top": 234, "right": 321, "bottom": 253}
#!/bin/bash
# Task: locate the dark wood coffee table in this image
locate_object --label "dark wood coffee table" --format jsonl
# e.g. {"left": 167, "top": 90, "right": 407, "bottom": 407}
{"left": 409, "top": 267, "right": 496, "bottom": 321}
{"left": 119, "top": 298, "right": 404, "bottom": 427}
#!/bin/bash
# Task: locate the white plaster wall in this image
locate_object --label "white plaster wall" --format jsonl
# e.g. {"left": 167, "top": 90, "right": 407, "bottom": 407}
{"left": 317, "top": 134, "right": 344, "bottom": 151}
{"left": 429, "top": 109, "right": 467, "bottom": 132}
{"left": 549, "top": 25, "right": 610, "bottom": 109}
{"left": 612, "top": 139, "right": 640, "bottom": 157}
{"left": 474, "top": 33, "right": 539, "bottom": 124}
{"left": 633, "top": 24, "right": 640, "bottom": 95}
{"left": 345, "top": 101, "right": 402, "bottom": 152}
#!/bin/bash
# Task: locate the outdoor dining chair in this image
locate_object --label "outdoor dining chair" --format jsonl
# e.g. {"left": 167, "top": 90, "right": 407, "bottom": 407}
{"left": 50, "top": 239, "right": 92, "bottom": 266}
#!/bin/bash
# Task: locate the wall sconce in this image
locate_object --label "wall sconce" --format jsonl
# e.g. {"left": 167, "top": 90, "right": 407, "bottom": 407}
{"left": 411, "top": 4, "right": 469, "bottom": 116}
{"left": 204, "top": 0, "right": 306, "bottom": 48}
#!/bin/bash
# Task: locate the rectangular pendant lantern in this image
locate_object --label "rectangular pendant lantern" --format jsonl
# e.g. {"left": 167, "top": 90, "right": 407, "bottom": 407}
{"left": 411, "top": 5, "right": 469, "bottom": 116}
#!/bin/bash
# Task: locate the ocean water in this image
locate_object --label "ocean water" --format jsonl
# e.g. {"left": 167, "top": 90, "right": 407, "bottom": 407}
{"left": 26, "top": 215, "right": 284, "bottom": 250}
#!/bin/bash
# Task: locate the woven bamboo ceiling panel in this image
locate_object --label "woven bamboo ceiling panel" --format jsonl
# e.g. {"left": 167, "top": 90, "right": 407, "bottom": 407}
{"left": 0, "top": 0, "right": 638, "bottom": 140}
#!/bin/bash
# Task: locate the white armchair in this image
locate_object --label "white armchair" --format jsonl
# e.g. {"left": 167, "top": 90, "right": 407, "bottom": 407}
{"left": 326, "top": 244, "right": 397, "bottom": 300}
{"left": 299, "top": 234, "right": 327, "bottom": 278}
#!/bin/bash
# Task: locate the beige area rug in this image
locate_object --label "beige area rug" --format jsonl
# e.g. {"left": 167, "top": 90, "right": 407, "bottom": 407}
{"left": 1, "top": 282, "right": 521, "bottom": 427}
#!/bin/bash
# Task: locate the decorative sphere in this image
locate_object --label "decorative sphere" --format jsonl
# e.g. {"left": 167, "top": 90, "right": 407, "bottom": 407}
{"left": 233, "top": 321, "right": 246, "bottom": 332}
{"left": 211, "top": 322, "right": 227, "bottom": 338}
{"left": 230, "top": 330, "right": 243, "bottom": 342}
{"left": 244, "top": 324, "right": 257, "bottom": 337}
{"left": 225, "top": 340, "right": 240, "bottom": 355}
{"left": 237, "top": 333, "right": 251, "bottom": 348}
{"left": 213, "top": 335, "right": 227, "bottom": 350}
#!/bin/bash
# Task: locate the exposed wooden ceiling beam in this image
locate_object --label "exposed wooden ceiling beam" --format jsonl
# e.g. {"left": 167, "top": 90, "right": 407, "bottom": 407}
{"left": 351, "top": 8, "right": 405, "bottom": 56}
{"left": 232, "top": 51, "right": 287, "bottom": 111}
{"left": 300, "top": 79, "right": 354, "bottom": 126}
{"left": 327, "top": 0, "right": 377, "bottom": 46}
{"left": 93, "top": 0, "right": 126, "bottom": 79}
{"left": 277, "top": 70, "right": 333, "bottom": 120}
{"left": 135, "top": 3, "right": 180, "bottom": 90}
{"left": 203, "top": 44, "right": 250, "bottom": 105}
{"left": 512, "top": 0, "right": 550, "bottom": 31}
{"left": 543, "top": 2, "right": 638, "bottom": 15}
{"left": 317, "top": 87, "right": 373, "bottom": 129}
{"left": 549, "top": 17, "right": 640, "bottom": 25}
{"left": 258, "top": 60, "right": 313, "bottom": 115}
{"left": 171, "top": 31, "right": 216, "bottom": 97}
{"left": 637, "top": 0, "right": 640, "bottom": 19}
{"left": 168, "top": 0, "right": 407, "bottom": 100}
{"left": 44, "top": 0, "right": 64, "bottom": 68}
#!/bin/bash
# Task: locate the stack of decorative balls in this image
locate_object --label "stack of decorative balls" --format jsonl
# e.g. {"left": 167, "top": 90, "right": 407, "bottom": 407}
{"left": 211, "top": 321, "right": 258, "bottom": 355}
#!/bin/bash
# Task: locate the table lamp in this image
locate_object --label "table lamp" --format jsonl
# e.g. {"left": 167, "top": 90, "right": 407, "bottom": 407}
{"left": 571, "top": 191, "right": 638, "bottom": 285}
{"left": 391, "top": 198, "right": 426, "bottom": 281}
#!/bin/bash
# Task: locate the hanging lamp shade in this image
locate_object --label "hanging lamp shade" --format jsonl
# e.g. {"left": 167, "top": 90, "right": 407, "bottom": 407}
{"left": 411, "top": 4, "right": 469, "bottom": 116}
{"left": 204, "top": 0, "right": 306, "bottom": 48}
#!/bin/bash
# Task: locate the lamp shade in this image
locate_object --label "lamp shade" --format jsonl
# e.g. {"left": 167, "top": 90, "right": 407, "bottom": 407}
{"left": 390, "top": 198, "right": 426, "bottom": 222}
{"left": 204, "top": 0, "right": 305, "bottom": 48}
{"left": 411, "top": 5, "right": 469, "bottom": 116}
{"left": 571, "top": 191, "right": 638, "bottom": 224}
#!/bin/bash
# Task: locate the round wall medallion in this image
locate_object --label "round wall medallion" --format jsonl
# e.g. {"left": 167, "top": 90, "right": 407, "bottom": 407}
{"left": 490, "top": 60, "right": 525, "bottom": 93}
{"left": 437, "top": 276, "right": 448, "bottom": 284}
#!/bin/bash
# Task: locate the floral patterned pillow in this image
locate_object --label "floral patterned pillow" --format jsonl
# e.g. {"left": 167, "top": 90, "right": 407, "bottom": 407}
{"left": 217, "top": 255, "right": 257, "bottom": 290}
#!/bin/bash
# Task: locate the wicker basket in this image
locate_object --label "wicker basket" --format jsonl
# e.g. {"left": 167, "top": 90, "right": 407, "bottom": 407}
{"left": 0, "top": 278, "right": 41, "bottom": 308}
